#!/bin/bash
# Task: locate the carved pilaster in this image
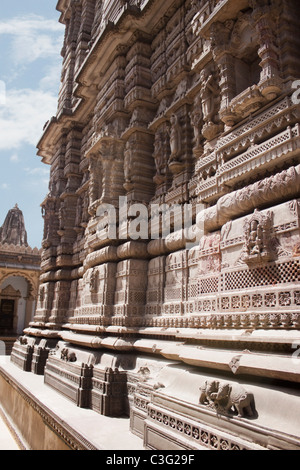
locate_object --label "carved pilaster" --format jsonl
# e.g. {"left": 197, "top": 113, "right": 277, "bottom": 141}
{"left": 215, "top": 52, "right": 237, "bottom": 127}
{"left": 122, "top": 39, "right": 156, "bottom": 203}
{"left": 251, "top": 1, "right": 282, "bottom": 100}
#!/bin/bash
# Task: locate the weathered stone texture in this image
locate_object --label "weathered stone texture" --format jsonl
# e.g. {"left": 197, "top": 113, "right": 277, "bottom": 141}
{"left": 11, "top": 0, "right": 300, "bottom": 450}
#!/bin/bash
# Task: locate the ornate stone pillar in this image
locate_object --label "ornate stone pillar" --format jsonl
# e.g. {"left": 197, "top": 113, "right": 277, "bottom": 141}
{"left": 123, "top": 38, "right": 156, "bottom": 203}
{"left": 211, "top": 22, "right": 237, "bottom": 127}
{"left": 251, "top": 1, "right": 282, "bottom": 100}
{"left": 100, "top": 138, "right": 125, "bottom": 206}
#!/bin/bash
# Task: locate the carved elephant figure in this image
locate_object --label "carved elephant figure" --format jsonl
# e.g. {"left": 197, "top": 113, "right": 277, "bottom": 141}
{"left": 61, "top": 348, "right": 77, "bottom": 363}
{"left": 19, "top": 336, "right": 28, "bottom": 346}
{"left": 211, "top": 382, "right": 254, "bottom": 418}
{"left": 199, "top": 380, "right": 220, "bottom": 406}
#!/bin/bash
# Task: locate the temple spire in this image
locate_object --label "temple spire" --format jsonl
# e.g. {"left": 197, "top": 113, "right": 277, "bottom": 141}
{"left": 0, "top": 205, "right": 28, "bottom": 247}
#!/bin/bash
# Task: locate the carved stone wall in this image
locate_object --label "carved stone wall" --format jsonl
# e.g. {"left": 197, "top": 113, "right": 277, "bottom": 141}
{"left": 12, "top": 0, "right": 300, "bottom": 450}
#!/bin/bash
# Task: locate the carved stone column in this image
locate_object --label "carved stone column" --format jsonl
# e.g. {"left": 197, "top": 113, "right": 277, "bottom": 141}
{"left": 251, "top": 0, "right": 282, "bottom": 100}
{"left": 123, "top": 38, "right": 156, "bottom": 203}
{"left": 87, "top": 153, "right": 102, "bottom": 213}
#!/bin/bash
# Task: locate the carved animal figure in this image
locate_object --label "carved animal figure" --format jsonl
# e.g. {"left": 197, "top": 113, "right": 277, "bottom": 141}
{"left": 211, "top": 382, "right": 254, "bottom": 418}
{"left": 61, "top": 348, "right": 77, "bottom": 363}
{"left": 19, "top": 336, "right": 28, "bottom": 346}
{"left": 199, "top": 380, "right": 220, "bottom": 406}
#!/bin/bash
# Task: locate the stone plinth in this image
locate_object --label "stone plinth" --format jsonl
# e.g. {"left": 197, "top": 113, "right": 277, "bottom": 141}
{"left": 0, "top": 357, "right": 144, "bottom": 451}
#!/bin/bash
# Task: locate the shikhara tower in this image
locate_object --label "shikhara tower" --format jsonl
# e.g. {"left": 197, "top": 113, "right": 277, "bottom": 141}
{"left": 8, "top": 0, "right": 300, "bottom": 450}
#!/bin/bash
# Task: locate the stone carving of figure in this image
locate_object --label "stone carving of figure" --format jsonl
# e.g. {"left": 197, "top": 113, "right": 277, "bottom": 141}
{"left": 199, "top": 380, "right": 255, "bottom": 418}
{"left": 42, "top": 198, "right": 55, "bottom": 247}
{"left": 242, "top": 210, "right": 273, "bottom": 264}
{"left": 39, "top": 286, "right": 45, "bottom": 306}
{"left": 58, "top": 201, "right": 66, "bottom": 231}
{"left": 200, "top": 70, "right": 218, "bottom": 125}
{"left": 248, "top": 220, "right": 263, "bottom": 256}
{"left": 75, "top": 196, "right": 83, "bottom": 228}
{"left": 199, "top": 69, "right": 221, "bottom": 141}
{"left": 124, "top": 141, "right": 134, "bottom": 191}
{"left": 61, "top": 348, "right": 77, "bottom": 363}
{"left": 153, "top": 132, "right": 166, "bottom": 184}
{"left": 88, "top": 154, "right": 100, "bottom": 206}
{"left": 124, "top": 141, "right": 133, "bottom": 184}
{"left": 189, "top": 97, "right": 204, "bottom": 157}
{"left": 82, "top": 193, "right": 89, "bottom": 226}
{"left": 89, "top": 269, "right": 99, "bottom": 294}
{"left": 168, "top": 114, "right": 182, "bottom": 163}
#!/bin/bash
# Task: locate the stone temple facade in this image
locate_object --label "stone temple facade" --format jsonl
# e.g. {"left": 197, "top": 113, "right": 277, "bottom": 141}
{"left": 11, "top": 0, "right": 300, "bottom": 450}
{"left": 0, "top": 205, "right": 40, "bottom": 353}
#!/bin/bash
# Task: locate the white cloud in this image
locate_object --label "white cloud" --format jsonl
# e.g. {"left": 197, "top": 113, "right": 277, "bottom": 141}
{"left": 0, "top": 88, "right": 58, "bottom": 151}
{"left": 23, "top": 166, "right": 50, "bottom": 192}
{"left": 11, "top": 31, "right": 63, "bottom": 65}
{"left": 0, "top": 183, "right": 9, "bottom": 190}
{"left": 10, "top": 153, "right": 19, "bottom": 162}
{"left": 0, "top": 14, "right": 64, "bottom": 92}
{"left": 0, "top": 14, "right": 63, "bottom": 35}
{"left": 0, "top": 15, "right": 64, "bottom": 66}
{"left": 39, "top": 62, "right": 62, "bottom": 93}
{"left": 0, "top": 15, "right": 65, "bottom": 151}
{"left": 0, "top": 80, "right": 6, "bottom": 105}
{"left": 24, "top": 167, "right": 50, "bottom": 176}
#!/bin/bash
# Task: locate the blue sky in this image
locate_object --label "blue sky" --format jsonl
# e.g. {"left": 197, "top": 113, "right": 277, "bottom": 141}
{"left": 0, "top": 1, "right": 64, "bottom": 248}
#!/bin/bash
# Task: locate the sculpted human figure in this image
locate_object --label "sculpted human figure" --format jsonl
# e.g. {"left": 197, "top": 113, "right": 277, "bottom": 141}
{"left": 168, "top": 114, "right": 182, "bottom": 163}
{"left": 89, "top": 269, "right": 99, "bottom": 294}
{"left": 200, "top": 70, "right": 218, "bottom": 124}
{"left": 124, "top": 141, "right": 133, "bottom": 184}
{"left": 75, "top": 196, "right": 83, "bottom": 227}
{"left": 190, "top": 99, "right": 203, "bottom": 153}
{"left": 59, "top": 202, "right": 66, "bottom": 230}
{"left": 153, "top": 132, "right": 166, "bottom": 183}
{"left": 82, "top": 193, "right": 89, "bottom": 225}
{"left": 88, "top": 154, "right": 99, "bottom": 205}
{"left": 248, "top": 220, "right": 263, "bottom": 255}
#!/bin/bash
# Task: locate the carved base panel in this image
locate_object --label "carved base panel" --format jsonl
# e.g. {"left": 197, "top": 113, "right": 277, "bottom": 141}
{"left": 16, "top": 336, "right": 300, "bottom": 450}
{"left": 91, "top": 367, "right": 128, "bottom": 417}
{"left": 144, "top": 406, "right": 261, "bottom": 451}
{"left": 31, "top": 338, "right": 59, "bottom": 376}
{"left": 135, "top": 367, "right": 300, "bottom": 451}
{"left": 129, "top": 359, "right": 300, "bottom": 450}
{"left": 44, "top": 343, "right": 95, "bottom": 409}
{"left": 10, "top": 337, "right": 40, "bottom": 372}
{"left": 130, "top": 406, "right": 147, "bottom": 440}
